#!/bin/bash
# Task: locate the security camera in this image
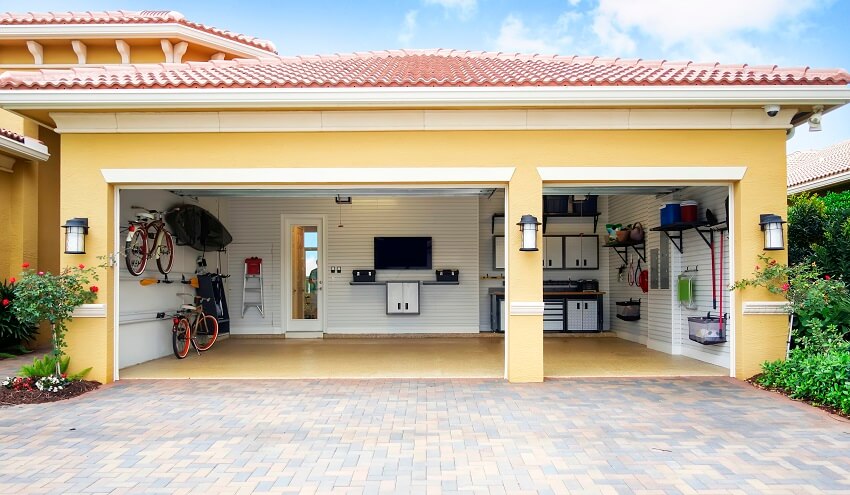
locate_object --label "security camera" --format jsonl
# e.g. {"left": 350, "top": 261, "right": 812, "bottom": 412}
{"left": 763, "top": 104, "right": 781, "bottom": 117}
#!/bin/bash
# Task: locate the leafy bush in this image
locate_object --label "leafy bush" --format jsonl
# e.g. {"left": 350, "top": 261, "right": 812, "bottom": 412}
{"left": 19, "top": 354, "right": 90, "bottom": 380}
{"left": 0, "top": 279, "right": 39, "bottom": 350}
{"left": 757, "top": 349, "right": 850, "bottom": 416}
{"left": 787, "top": 192, "right": 826, "bottom": 265}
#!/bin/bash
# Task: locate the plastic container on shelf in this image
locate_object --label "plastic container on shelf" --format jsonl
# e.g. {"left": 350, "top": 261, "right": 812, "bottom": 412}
{"left": 660, "top": 202, "right": 682, "bottom": 225}
{"left": 680, "top": 200, "right": 698, "bottom": 223}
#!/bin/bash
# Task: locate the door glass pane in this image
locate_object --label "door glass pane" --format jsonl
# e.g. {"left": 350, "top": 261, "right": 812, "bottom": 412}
{"left": 291, "top": 225, "right": 319, "bottom": 320}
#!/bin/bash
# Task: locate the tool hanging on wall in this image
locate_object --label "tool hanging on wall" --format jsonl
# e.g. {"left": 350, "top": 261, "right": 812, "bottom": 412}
{"left": 719, "top": 231, "right": 724, "bottom": 334}
{"left": 678, "top": 267, "right": 698, "bottom": 309}
{"left": 628, "top": 255, "right": 635, "bottom": 286}
{"left": 139, "top": 274, "right": 173, "bottom": 286}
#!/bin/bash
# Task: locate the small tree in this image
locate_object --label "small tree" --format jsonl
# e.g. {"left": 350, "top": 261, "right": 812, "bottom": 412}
{"left": 11, "top": 263, "right": 100, "bottom": 376}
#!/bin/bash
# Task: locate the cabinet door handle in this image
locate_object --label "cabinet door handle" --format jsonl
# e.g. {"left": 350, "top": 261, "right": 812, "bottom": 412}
{"left": 548, "top": 260, "right": 552, "bottom": 267}
{"left": 575, "top": 260, "right": 579, "bottom": 266}
{"left": 576, "top": 303, "right": 580, "bottom": 310}
{"left": 405, "top": 303, "right": 409, "bottom": 310}
{"left": 585, "top": 302, "right": 588, "bottom": 309}
{"left": 398, "top": 303, "right": 401, "bottom": 310}
{"left": 583, "top": 259, "right": 587, "bottom": 266}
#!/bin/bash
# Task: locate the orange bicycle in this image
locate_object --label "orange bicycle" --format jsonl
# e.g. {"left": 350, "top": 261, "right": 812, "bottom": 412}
{"left": 170, "top": 294, "right": 219, "bottom": 359}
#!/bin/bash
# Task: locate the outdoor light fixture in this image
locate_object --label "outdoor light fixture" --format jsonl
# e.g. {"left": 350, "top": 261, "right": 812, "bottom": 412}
{"left": 62, "top": 217, "right": 89, "bottom": 254}
{"left": 809, "top": 106, "right": 823, "bottom": 132}
{"left": 759, "top": 214, "right": 786, "bottom": 251}
{"left": 517, "top": 214, "right": 541, "bottom": 251}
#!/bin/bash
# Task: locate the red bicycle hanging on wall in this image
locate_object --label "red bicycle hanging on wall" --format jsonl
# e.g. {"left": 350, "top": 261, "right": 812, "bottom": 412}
{"left": 124, "top": 206, "right": 175, "bottom": 276}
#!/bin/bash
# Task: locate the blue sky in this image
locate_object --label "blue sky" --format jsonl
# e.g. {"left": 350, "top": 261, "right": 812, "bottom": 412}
{"left": 6, "top": 0, "right": 850, "bottom": 152}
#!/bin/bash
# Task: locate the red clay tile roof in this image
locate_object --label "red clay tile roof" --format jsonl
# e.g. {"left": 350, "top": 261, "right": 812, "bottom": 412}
{"left": 788, "top": 139, "right": 850, "bottom": 189}
{"left": 0, "top": 127, "right": 25, "bottom": 143}
{"left": 1, "top": 50, "right": 848, "bottom": 90}
{"left": 0, "top": 10, "right": 277, "bottom": 54}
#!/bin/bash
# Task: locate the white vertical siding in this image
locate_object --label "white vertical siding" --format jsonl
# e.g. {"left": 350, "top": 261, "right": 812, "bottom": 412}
{"left": 118, "top": 191, "right": 226, "bottom": 368}
{"left": 227, "top": 196, "right": 480, "bottom": 334}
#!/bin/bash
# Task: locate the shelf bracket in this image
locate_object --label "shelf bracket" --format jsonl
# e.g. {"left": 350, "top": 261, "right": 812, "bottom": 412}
{"left": 663, "top": 231, "right": 684, "bottom": 254}
{"left": 631, "top": 244, "right": 647, "bottom": 262}
{"left": 694, "top": 228, "right": 714, "bottom": 249}
{"left": 614, "top": 247, "right": 628, "bottom": 265}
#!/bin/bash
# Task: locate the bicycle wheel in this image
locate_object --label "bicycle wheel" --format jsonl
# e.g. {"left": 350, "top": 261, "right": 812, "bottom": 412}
{"left": 155, "top": 229, "right": 175, "bottom": 275}
{"left": 192, "top": 315, "right": 219, "bottom": 352}
{"left": 124, "top": 228, "right": 148, "bottom": 276}
{"left": 172, "top": 319, "right": 192, "bottom": 359}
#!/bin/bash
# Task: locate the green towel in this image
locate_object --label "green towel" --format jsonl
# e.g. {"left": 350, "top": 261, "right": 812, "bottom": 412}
{"left": 678, "top": 277, "right": 694, "bottom": 303}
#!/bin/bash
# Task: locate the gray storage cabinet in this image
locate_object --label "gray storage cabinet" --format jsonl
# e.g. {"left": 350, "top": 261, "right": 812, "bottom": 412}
{"left": 566, "top": 299, "right": 600, "bottom": 331}
{"left": 387, "top": 282, "right": 420, "bottom": 314}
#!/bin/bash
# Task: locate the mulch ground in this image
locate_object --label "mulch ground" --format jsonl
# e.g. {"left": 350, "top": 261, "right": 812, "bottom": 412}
{"left": 0, "top": 380, "right": 100, "bottom": 407}
{"left": 748, "top": 375, "right": 850, "bottom": 421}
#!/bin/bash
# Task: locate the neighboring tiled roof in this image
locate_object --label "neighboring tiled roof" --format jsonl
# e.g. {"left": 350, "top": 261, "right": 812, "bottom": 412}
{"left": 788, "top": 139, "right": 850, "bottom": 190}
{"left": 0, "top": 127, "right": 25, "bottom": 143}
{"left": 0, "top": 10, "right": 277, "bottom": 54}
{"left": 1, "top": 50, "right": 849, "bottom": 90}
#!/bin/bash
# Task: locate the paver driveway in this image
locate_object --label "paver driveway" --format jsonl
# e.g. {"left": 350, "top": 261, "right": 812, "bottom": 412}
{"left": 1, "top": 378, "right": 849, "bottom": 494}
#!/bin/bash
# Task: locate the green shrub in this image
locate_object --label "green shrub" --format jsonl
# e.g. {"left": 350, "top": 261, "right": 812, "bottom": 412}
{"left": 788, "top": 192, "right": 826, "bottom": 265}
{"left": 757, "top": 349, "right": 850, "bottom": 416}
{"left": 0, "top": 279, "right": 39, "bottom": 350}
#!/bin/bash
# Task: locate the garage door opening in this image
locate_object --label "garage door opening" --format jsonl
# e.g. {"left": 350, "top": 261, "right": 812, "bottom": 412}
{"left": 540, "top": 185, "right": 732, "bottom": 377}
{"left": 116, "top": 186, "right": 507, "bottom": 379}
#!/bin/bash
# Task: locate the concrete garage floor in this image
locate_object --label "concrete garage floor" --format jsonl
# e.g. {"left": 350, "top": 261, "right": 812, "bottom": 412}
{"left": 119, "top": 335, "right": 727, "bottom": 379}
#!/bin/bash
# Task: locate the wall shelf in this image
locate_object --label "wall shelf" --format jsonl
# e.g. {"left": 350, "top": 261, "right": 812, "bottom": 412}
{"left": 542, "top": 212, "right": 601, "bottom": 233}
{"left": 650, "top": 221, "right": 727, "bottom": 253}
{"left": 422, "top": 281, "right": 460, "bottom": 285}
{"left": 349, "top": 281, "right": 386, "bottom": 285}
{"left": 603, "top": 239, "right": 646, "bottom": 264}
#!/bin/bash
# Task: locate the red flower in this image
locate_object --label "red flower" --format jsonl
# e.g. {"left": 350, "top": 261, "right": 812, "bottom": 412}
{"left": 8, "top": 277, "right": 14, "bottom": 284}
{"left": 781, "top": 283, "right": 790, "bottom": 292}
{"left": 825, "top": 275, "right": 831, "bottom": 280}
{"left": 755, "top": 265, "right": 760, "bottom": 270}
{"left": 770, "top": 259, "right": 777, "bottom": 266}
{"left": 90, "top": 286, "right": 99, "bottom": 293}
{"left": 37, "top": 271, "right": 44, "bottom": 276}
{"left": 78, "top": 264, "right": 85, "bottom": 270}
{"left": 1, "top": 299, "right": 9, "bottom": 307}
{"left": 22, "top": 262, "right": 29, "bottom": 268}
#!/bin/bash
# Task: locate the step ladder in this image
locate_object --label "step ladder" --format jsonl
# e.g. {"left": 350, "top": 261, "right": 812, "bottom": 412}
{"left": 241, "top": 257, "right": 265, "bottom": 317}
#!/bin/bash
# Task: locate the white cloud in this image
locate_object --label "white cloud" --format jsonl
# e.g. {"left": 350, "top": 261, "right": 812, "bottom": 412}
{"left": 424, "top": 0, "right": 478, "bottom": 20}
{"left": 398, "top": 10, "right": 418, "bottom": 46}
{"left": 590, "top": 0, "right": 821, "bottom": 62}
{"left": 494, "top": 15, "right": 559, "bottom": 54}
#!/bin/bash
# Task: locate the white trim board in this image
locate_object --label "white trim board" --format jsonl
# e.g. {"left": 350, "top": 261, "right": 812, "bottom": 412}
{"left": 48, "top": 108, "right": 800, "bottom": 133}
{"left": 100, "top": 167, "right": 516, "bottom": 184}
{"left": 510, "top": 302, "right": 545, "bottom": 316}
{"left": 743, "top": 301, "right": 790, "bottom": 314}
{"left": 539, "top": 166, "right": 747, "bottom": 182}
{"left": 0, "top": 135, "right": 50, "bottom": 163}
{"left": 72, "top": 304, "right": 107, "bottom": 318}
{"left": 4, "top": 86, "right": 849, "bottom": 111}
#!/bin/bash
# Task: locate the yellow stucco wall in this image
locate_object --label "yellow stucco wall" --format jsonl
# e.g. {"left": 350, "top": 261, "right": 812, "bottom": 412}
{"left": 58, "top": 128, "right": 789, "bottom": 383}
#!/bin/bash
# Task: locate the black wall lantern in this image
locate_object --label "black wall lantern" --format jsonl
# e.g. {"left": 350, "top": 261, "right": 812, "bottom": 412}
{"left": 63, "top": 218, "right": 89, "bottom": 254}
{"left": 759, "top": 214, "right": 786, "bottom": 251}
{"left": 517, "top": 214, "right": 541, "bottom": 251}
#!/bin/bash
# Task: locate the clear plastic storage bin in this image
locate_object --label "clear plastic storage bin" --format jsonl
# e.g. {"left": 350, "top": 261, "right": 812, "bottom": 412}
{"left": 687, "top": 314, "right": 727, "bottom": 345}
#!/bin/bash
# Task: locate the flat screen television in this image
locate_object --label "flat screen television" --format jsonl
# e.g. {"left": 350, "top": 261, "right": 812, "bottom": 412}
{"left": 374, "top": 237, "right": 432, "bottom": 269}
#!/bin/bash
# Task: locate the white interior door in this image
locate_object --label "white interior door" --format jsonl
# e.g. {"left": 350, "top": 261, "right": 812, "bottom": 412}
{"left": 283, "top": 216, "right": 325, "bottom": 335}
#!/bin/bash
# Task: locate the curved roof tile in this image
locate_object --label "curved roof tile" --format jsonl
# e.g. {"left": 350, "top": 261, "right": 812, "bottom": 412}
{"left": 788, "top": 139, "right": 850, "bottom": 189}
{"left": 0, "top": 49, "right": 848, "bottom": 90}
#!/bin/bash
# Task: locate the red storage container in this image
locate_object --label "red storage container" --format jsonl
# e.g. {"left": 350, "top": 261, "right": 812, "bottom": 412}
{"left": 245, "top": 257, "right": 263, "bottom": 275}
{"left": 680, "top": 201, "right": 698, "bottom": 223}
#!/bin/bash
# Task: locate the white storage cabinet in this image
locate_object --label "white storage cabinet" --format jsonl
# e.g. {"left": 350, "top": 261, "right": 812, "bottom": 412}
{"left": 564, "top": 235, "right": 599, "bottom": 270}
{"left": 566, "top": 299, "right": 599, "bottom": 331}
{"left": 387, "top": 282, "right": 420, "bottom": 314}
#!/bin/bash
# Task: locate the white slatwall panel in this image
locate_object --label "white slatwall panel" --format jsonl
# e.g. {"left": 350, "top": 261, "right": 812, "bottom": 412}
{"left": 607, "top": 196, "right": 653, "bottom": 343}
{"left": 227, "top": 243, "right": 277, "bottom": 333}
{"left": 118, "top": 191, "right": 225, "bottom": 368}
{"left": 478, "top": 192, "right": 610, "bottom": 331}
{"left": 227, "top": 196, "right": 480, "bottom": 334}
{"left": 607, "top": 188, "right": 730, "bottom": 369}
{"left": 676, "top": 187, "right": 731, "bottom": 367}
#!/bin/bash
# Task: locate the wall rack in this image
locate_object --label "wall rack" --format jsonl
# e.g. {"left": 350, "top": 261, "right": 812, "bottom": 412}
{"left": 350, "top": 280, "right": 460, "bottom": 286}
{"left": 650, "top": 221, "right": 727, "bottom": 253}
{"left": 349, "top": 281, "right": 386, "bottom": 285}
{"left": 422, "top": 281, "right": 460, "bottom": 285}
{"left": 603, "top": 239, "right": 646, "bottom": 264}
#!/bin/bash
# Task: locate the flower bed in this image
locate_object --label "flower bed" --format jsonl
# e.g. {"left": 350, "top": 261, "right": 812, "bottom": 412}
{"left": 0, "top": 377, "right": 99, "bottom": 406}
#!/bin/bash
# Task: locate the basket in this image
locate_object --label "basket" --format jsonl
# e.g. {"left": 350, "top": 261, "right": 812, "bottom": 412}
{"left": 616, "top": 229, "right": 630, "bottom": 243}
{"left": 687, "top": 314, "right": 727, "bottom": 345}
{"left": 615, "top": 299, "right": 641, "bottom": 321}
